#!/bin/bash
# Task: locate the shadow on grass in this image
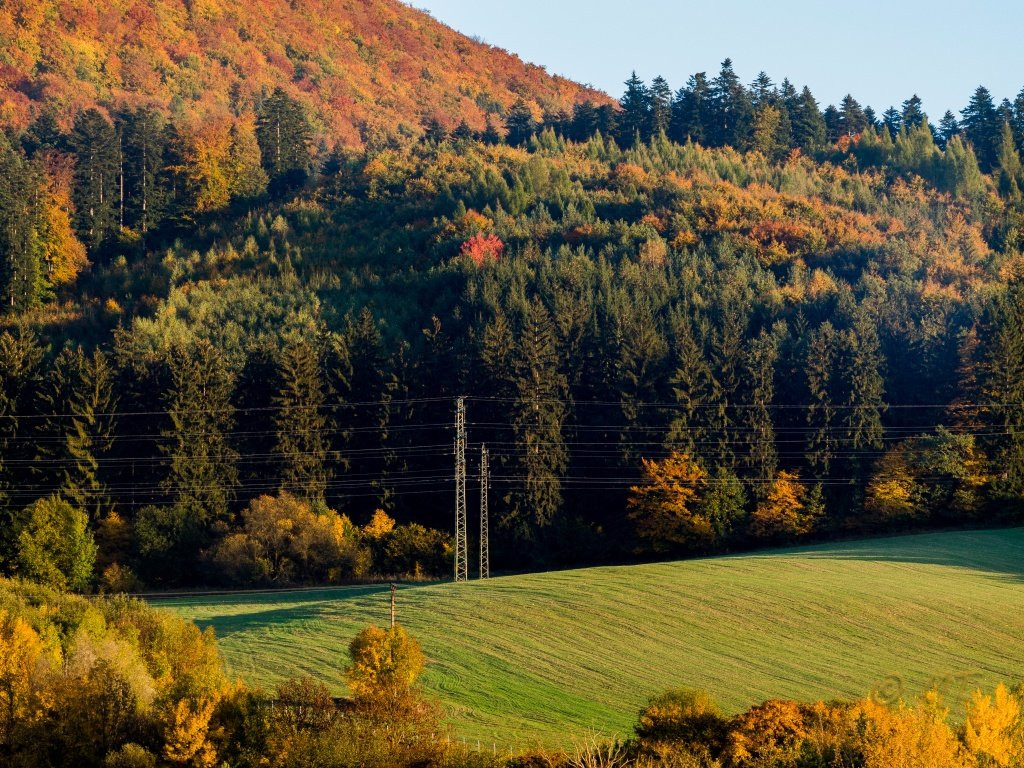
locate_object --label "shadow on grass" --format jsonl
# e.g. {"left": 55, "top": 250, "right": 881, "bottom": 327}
{"left": 786, "top": 528, "right": 1024, "bottom": 581}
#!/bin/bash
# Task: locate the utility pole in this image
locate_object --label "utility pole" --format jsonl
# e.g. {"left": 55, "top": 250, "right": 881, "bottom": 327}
{"left": 454, "top": 397, "right": 468, "bottom": 583}
{"left": 480, "top": 445, "right": 490, "bottom": 579}
{"left": 390, "top": 583, "right": 396, "bottom": 628}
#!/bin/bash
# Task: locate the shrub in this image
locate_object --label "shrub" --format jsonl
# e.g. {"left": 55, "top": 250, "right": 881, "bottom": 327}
{"left": 212, "top": 493, "right": 370, "bottom": 585}
{"left": 378, "top": 523, "right": 451, "bottom": 577}
{"left": 635, "top": 689, "right": 728, "bottom": 758}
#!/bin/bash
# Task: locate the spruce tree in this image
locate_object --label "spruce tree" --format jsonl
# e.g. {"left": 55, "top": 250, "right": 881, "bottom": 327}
{"left": 505, "top": 99, "right": 536, "bottom": 147}
{"left": 338, "top": 309, "right": 396, "bottom": 516}
{"left": 882, "top": 107, "right": 903, "bottom": 136}
{"left": 69, "top": 109, "right": 119, "bottom": 252}
{"left": 960, "top": 86, "right": 1002, "bottom": 171}
{"left": 256, "top": 88, "right": 313, "bottom": 192}
{"left": 749, "top": 71, "right": 775, "bottom": 110}
{"left": 671, "top": 73, "right": 711, "bottom": 145}
{"left": 790, "top": 86, "right": 826, "bottom": 151}
{"left": 618, "top": 72, "right": 650, "bottom": 147}
{"left": 0, "top": 329, "right": 45, "bottom": 564}
{"left": 805, "top": 322, "right": 838, "bottom": 476}
{"left": 666, "top": 312, "right": 715, "bottom": 457}
{"left": 982, "top": 284, "right": 1024, "bottom": 499}
{"left": 274, "top": 334, "right": 331, "bottom": 502}
{"left": 838, "top": 95, "right": 869, "bottom": 137}
{"left": 121, "top": 107, "right": 169, "bottom": 234}
{"left": 937, "top": 111, "right": 960, "bottom": 149}
{"left": 0, "top": 133, "right": 44, "bottom": 311}
{"left": 648, "top": 76, "right": 673, "bottom": 138}
{"left": 49, "top": 348, "right": 117, "bottom": 523}
{"left": 840, "top": 308, "right": 886, "bottom": 473}
{"left": 743, "top": 327, "right": 781, "bottom": 489}
{"left": 901, "top": 95, "right": 926, "bottom": 128}
{"left": 161, "top": 340, "right": 239, "bottom": 529}
{"left": 507, "top": 299, "right": 568, "bottom": 538}
{"left": 709, "top": 59, "right": 753, "bottom": 148}
{"left": 996, "top": 121, "right": 1023, "bottom": 201}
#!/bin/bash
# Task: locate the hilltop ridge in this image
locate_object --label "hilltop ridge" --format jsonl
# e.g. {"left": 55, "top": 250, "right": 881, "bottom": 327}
{"left": 0, "top": 0, "right": 608, "bottom": 144}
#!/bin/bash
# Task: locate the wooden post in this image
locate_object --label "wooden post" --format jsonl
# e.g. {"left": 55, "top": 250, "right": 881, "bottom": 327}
{"left": 390, "top": 583, "right": 396, "bottom": 628}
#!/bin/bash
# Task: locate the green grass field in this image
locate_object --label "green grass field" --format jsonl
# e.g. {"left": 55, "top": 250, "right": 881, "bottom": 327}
{"left": 163, "top": 529, "right": 1024, "bottom": 748}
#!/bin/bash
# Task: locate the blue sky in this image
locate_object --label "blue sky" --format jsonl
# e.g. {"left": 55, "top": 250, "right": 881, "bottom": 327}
{"left": 413, "top": 0, "right": 1024, "bottom": 118}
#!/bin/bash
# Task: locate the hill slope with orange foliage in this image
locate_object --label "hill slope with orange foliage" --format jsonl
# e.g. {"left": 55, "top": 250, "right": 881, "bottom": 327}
{"left": 0, "top": 0, "right": 608, "bottom": 145}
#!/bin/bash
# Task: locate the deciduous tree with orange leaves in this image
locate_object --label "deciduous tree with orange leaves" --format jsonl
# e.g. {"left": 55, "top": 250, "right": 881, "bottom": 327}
{"left": 628, "top": 452, "right": 711, "bottom": 552}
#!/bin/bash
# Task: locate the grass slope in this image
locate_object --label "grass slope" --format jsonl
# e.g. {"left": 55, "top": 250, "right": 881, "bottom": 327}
{"left": 164, "top": 529, "right": 1024, "bottom": 748}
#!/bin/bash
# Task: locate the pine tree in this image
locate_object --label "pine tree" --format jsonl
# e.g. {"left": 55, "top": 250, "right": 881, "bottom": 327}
{"left": 274, "top": 334, "right": 331, "bottom": 502}
{"left": 69, "top": 109, "right": 119, "bottom": 252}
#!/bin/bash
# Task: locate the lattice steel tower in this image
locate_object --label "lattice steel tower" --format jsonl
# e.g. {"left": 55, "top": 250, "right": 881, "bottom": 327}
{"left": 454, "top": 396, "right": 468, "bottom": 583}
{"left": 479, "top": 445, "right": 490, "bottom": 580}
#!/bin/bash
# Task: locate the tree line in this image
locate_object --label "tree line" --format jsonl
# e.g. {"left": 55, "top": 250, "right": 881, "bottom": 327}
{"left": 487, "top": 61, "right": 1024, "bottom": 173}
{"left": 2, "top": 65, "right": 1024, "bottom": 588}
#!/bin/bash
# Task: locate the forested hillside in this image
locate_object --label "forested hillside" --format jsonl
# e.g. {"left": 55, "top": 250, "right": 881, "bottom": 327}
{"left": 3, "top": 51, "right": 1024, "bottom": 588}
{"left": 0, "top": 0, "right": 605, "bottom": 143}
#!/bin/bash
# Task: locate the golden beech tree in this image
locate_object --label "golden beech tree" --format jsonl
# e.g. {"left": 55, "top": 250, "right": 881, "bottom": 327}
{"left": 38, "top": 153, "right": 88, "bottom": 286}
{"left": 346, "top": 624, "right": 425, "bottom": 706}
{"left": 865, "top": 445, "right": 920, "bottom": 524}
{"left": 964, "top": 684, "right": 1022, "bottom": 767}
{"left": 627, "top": 452, "right": 710, "bottom": 552}
{"left": 0, "top": 612, "right": 57, "bottom": 750}
{"left": 162, "top": 697, "right": 218, "bottom": 768}
{"left": 750, "top": 470, "right": 817, "bottom": 539}
{"left": 363, "top": 509, "right": 396, "bottom": 540}
{"left": 854, "top": 692, "right": 971, "bottom": 768}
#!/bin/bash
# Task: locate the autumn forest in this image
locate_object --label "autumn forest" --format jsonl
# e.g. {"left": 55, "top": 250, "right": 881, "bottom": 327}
{"left": 1, "top": 1, "right": 1024, "bottom": 765}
